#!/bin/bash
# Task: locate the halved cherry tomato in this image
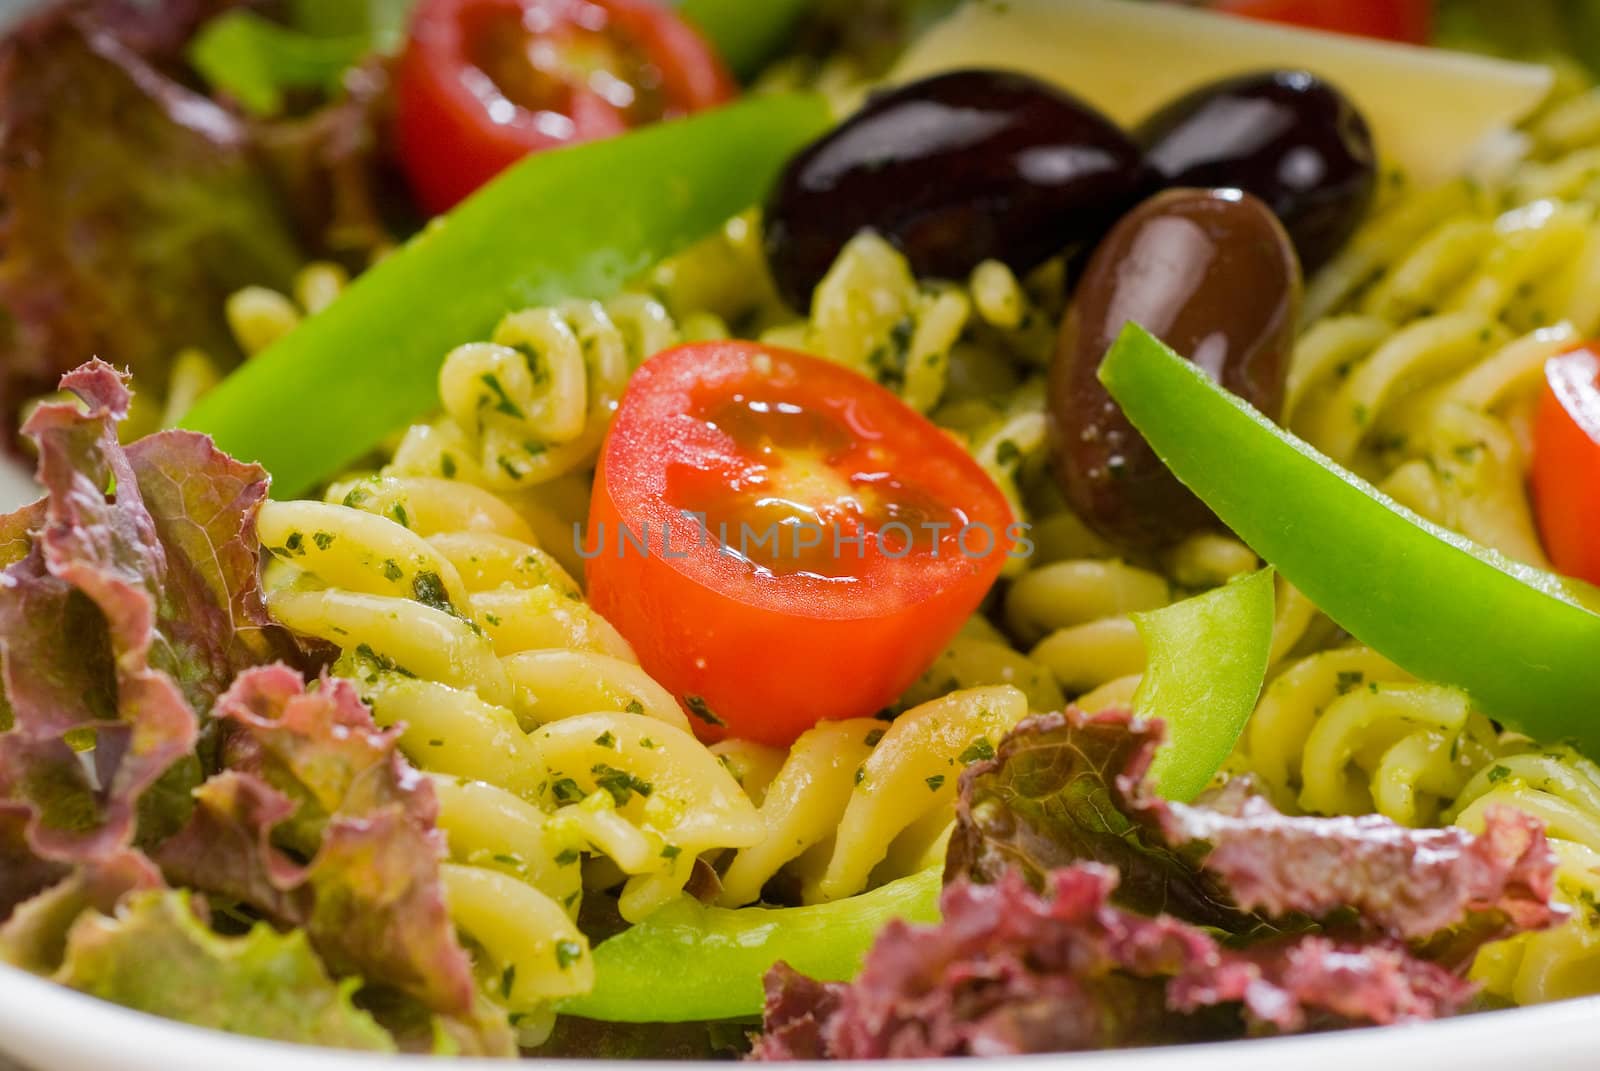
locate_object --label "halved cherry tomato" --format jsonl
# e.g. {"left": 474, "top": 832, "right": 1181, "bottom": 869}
{"left": 1209, "top": 0, "right": 1433, "bottom": 44}
{"left": 586, "top": 342, "right": 1018, "bottom": 747}
{"left": 1532, "top": 344, "right": 1600, "bottom": 586}
{"left": 396, "top": 0, "right": 736, "bottom": 215}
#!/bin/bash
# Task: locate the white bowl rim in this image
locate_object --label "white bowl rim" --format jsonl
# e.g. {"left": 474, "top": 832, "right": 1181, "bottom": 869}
{"left": 2, "top": 956, "right": 1600, "bottom": 1071}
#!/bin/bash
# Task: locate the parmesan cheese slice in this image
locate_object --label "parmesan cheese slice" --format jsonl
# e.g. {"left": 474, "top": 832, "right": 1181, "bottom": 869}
{"left": 893, "top": 0, "right": 1554, "bottom": 187}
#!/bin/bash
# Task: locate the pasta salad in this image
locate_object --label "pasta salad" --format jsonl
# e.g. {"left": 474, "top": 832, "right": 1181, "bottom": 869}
{"left": 0, "top": 0, "right": 1598, "bottom": 1061}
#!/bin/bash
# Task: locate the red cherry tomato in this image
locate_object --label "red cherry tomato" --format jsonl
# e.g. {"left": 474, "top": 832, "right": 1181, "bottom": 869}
{"left": 396, "top": 0, "right": 736, "bottom": 215}
{"left": 1210, "top": 0, "right": 1433, "bottom": 44}
{"left": 1531, "top": 344, "right": 1600, "bottom": 586}
{"left": 586, "top": 342, "right": 1018, "bottom": 747}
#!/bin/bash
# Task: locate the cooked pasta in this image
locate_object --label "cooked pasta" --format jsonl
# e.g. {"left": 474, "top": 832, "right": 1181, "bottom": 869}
{"left": 17, "top": 0, "right": 1600, "bottom": 1060}
{"left": 718, "top": 685, "right": 1029, "bottom": 907}
{"left": 1223, "top": 103, "right": 1600, "bottom": 1005}
{"left": 396, "top": 295, "right": 698, "bottom": 492}
{"left": 1235, "top": 643, "right": 1600, "bottom": 1005}
{"left": 256, "top": 488, "right": 766, "bottom": 1026}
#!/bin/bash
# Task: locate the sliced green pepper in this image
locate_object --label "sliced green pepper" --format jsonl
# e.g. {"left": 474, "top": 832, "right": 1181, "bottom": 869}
{"left": 560, "top": 867, "right": 940, "bottom": 1023}
{"left": 189, "top": 12, "right": 367, "bottom": 116}
{"left": 183, "top": 93, "right": 831, "bottom": 497}
{"left": 1136, "top": 567, "right": 1275, "bottom": 802}
{"left": 674, "top": 0, "right": 814, "bottom": 80}
{"left": 1100, "top": 323, "right": 1600, "bottom": 754}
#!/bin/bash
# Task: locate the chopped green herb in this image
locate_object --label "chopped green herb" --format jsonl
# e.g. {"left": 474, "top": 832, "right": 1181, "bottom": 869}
{"left": 660, "top": 845, "right": 682, "bottom": 860}
{"left": 1487, "top": 764, "right": 1512, "bottom": 784}
{"left": 1335, "top": 671, "right": 1365, "bottom": 696}
{"left": 411, "top": 570, "right": 453, "bottom": 614}
{"left": 553, "top": 848, "right": 580, "bottom": 866}
{"left": 684, "top": 695, "right": 726, "bottom": 728}
{"left": 353, "top": 643, "right": 415, "bottom": 679}
{"left": 592, "top": 764, "right": 653, "bottom": 806}
{"left": 594, "top": 731, "right": 617, "bottom": 749}
{"left": 479, "top": 372, "right": 523, "bottom": 417}
{"left": 550, "top": 778, "right": 585, "bottom": 805}
{"left": 555, "top": 939, "right": 584, "bottom": 970}
{"left": 958, "top": 738, "right": 995, "bottom": 765}
{"left": 864, "top": 728, "right": 885, "bottom": 747}
{"left": 624, "top": 699, "right": 645, "bottom": 716}
{"left": 925, "top": 774, "right": 945, "bottom": 792}
{"left": 501, "top": 964, "right": 517, "bottom": 998}
{"left": 312, "top": 531, "right": 336, "bottom": 551}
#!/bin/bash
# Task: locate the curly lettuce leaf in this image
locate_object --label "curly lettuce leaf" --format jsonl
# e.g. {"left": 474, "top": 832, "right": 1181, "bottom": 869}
{"left": 0, "top": 850, "right": 161, "bottom": 975}
{"left": 155, "top": 665, "right": 513, "bottom": 1056}
{"left": 55, "top": 890, "right": 395, "bottom": 1051}
{"left": 755, "top": 866, "right": 1476, "bottom": 1059}
{"left": 944, "top": 708, "right": 1247, "bottom": 930}
{"left": 0, "top": 363, "right": 287, "bottom": 862}
{"left": 0, "top": 0, "right": 302, "bottom": 430}
{"left": 761, "top": 710, "right": 1564, "bottom": 1058}
{"left": 948, "top": 708, "right": 1562, "bottom": 949}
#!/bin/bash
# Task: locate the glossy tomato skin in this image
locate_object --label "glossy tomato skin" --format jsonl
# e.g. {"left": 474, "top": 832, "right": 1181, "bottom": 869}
{"left": 587, "top": 343, "right": 1016, "bottom": 747}
{"left": 1210, "top": 0, "right": 1432, "bottom": 43}
{"left": 1532, "top": 345, "right": 1600, "bottom": 586}
{"left": 396, "top": 0, "right": 735, "bottom": 215}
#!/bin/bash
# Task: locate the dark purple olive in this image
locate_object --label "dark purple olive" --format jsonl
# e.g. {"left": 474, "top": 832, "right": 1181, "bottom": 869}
{"left": 1136, "top": 70, "right": 1375, "bottom": 273}
{"left": 764, "top": 69, "right": 1149, "bottom": 311}
{"left": 1049, "top": 188, "right": 1301, "bottom": 550}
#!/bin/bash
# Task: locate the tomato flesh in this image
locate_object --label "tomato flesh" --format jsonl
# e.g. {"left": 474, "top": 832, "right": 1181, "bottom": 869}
{"left": 1532, "top": 344, "right": 1600, "bottom": 586}
{"left": 396, "top": 0, "right": 736, "bottom": 215}
{"left": 587, "top": 343, "right": 1017, "bottom": 747}
{"left": 1210, "top": 0, "right": 1433, "bottom": 43}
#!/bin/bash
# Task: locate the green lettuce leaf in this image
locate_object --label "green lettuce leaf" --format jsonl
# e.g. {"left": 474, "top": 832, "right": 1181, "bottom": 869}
{"left": 155, "top": 665, "right": 515, "bottom": 1056}
{"left": 56, "top": 890, "right": 395, "bottom": 1051}
{"left": 0, "top": 362, "right": 289, "bottom": 863}
{"left": 0, "top": 1, "right": 302, "bottom": 431}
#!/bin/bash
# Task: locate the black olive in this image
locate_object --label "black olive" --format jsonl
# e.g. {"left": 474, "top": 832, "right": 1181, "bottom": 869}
{"left": 1136, "top": 70, "right": 1376, "bottom": 273}
{"left": 764, "top": 69, "right": 1149, "bottom": 311}
{"left": 1049, "top": 188, "right": 1302, "bottom": 550}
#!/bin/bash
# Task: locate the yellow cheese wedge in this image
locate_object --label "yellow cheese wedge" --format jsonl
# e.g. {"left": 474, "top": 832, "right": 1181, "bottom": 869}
{"left": 893, "top": 0, "right": 1554, "bottom": 187}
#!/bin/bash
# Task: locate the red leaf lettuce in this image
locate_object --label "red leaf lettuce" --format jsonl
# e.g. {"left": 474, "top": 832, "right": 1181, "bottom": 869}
{"left": 757, "top": 708, "right": 1563, "bottom": 1059}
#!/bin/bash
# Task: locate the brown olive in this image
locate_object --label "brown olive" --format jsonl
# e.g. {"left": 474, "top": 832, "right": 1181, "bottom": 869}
{"left": 763, "top": 69, "right": 1149, "bottom": 312}
{"left": 1048, "top": 187, "right": 1301, "bottom": 550}
{"left": 1136, "top": 70, "right": 1375, "bottom": 273}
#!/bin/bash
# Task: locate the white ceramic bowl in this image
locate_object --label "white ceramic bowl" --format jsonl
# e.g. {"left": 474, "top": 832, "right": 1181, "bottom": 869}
{"left": 0, "top": 1, "right": 1596, "bottom": 1068}
{"left": 2, "top": 954, "right": 1599, "bottom": 1071}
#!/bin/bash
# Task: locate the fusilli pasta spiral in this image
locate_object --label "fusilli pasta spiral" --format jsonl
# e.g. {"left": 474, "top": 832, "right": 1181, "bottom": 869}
{"left": 256, "top": 487, "right": 765, "bottom": 1030}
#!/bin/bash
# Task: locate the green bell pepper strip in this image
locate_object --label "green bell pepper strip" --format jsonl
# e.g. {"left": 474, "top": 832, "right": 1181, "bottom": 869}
{"left": 189, "top": 12, "right": 368, "bottom": 117}
{"left": 1100, "top": 323, "right": 1600, "bottom": 754}
{"left": 559, "top": 867, "right": 940, "bottom": 1023}
{"left": 1136, "top": 567, "right": 1275, "bottom": 802}
{"left": 674, "top": 0, "right": 815, "bottom": 80}
{"left": 288, "top": 0, "right": 416, "bottom": 51}
{"left": 183, "top": 93, "right": 831, "bottom": 497}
